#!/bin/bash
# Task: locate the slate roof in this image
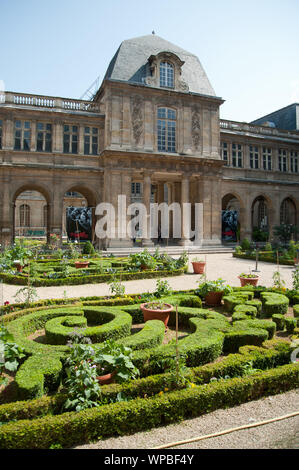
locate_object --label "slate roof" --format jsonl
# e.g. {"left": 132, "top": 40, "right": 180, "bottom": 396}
{"left": 104, "top": 34, "right": 216, "bottom": 97}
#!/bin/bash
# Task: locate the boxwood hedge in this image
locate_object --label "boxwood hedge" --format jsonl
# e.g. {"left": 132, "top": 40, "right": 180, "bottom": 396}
{"left": 0, "top": 362, "right": 297, "bottom": 449}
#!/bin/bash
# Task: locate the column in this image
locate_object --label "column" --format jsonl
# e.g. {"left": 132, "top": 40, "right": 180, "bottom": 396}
{"left": 108, "top": 170, "right": 133, "bottom": 248}
{"left": 179, "top": 175, "right": 192, "bottom": 246}
{"left": 142, "top": 171, "right": 154, "bottom": 246}
{"left": 53, "top": 120, "right": 63, "bottom": 153}
{"left": 0, "top": 178, "right": 14, "bottom": 247}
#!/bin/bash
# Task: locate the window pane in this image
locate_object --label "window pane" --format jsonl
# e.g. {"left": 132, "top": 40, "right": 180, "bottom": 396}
{"left": 45, "top": 141, "right": 52, "bottom": 152}
{"left": 37, "top": 139, "right": 43, "bottom": 151}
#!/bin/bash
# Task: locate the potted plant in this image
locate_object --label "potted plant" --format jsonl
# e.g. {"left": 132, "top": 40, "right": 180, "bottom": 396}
{"left": 191, "top": 257, "right": 206, "bottom": 274}
{"left": 94, "top": 340, "right": 139, "bottom": 385}
{"left": 75, "top": 259, "right": 90, "bottom": 269}
{"left": 13, "top": 259, "right": 23, "bottom": 273}
{"left": 238, "top": 272, "right": 259, "bottom": 287}
{"left": 196, "top": 278, "right": 232, "bottom": 306}
{"left": 140, "top": 301, "right": 174, "bottom": 328}
{"left": 70, "top": 242, "right": 90, "bottom": 269}
{"left": 129, "top": 249, "right": 157, "bottom": 271}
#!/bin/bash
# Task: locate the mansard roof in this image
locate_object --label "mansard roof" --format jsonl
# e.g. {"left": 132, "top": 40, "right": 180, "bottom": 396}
{"left": 104, "top": 34, "right": 216, "bottom": 97}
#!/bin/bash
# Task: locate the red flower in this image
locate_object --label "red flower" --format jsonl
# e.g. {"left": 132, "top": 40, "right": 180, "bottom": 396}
{"left": 4, "top": 301, "right": 10, "bottom": 305}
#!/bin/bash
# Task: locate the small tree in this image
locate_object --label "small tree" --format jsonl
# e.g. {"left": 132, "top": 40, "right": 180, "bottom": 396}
{"left": 273, "top": 224, "right": 299, "bottom": 247}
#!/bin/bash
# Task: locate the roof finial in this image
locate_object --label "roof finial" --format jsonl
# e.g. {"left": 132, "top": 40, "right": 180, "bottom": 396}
{"left": 152, "top": 30, "right": 155, "bottom": 35}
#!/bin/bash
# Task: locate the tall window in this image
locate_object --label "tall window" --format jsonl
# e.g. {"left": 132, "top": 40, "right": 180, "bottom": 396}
{"left": 232, "top": 143, "right": 243, "bottom": 168}
{"left": 37, "top": 123, "right": 52, "bottom": 152}
{"left": 160, "top": 61, "right": 174, "bottom": 88}
{"left": 262, "top": 147, "right": 272, "bottom": 170}
{"left": 14, "top": 120, "right": 31, "bottom": 151}
{"left": 63, "top": 125, "right": 78, "bottom": 154}
{"left": 249, "top": 145, "right": 259, "bottom": 169}
{"left": 258, "top": 200, "right": 268, "bottom": 230}
{"left": 290, "top": 151, "right": 298, "bottom": 173}
{"left": 131, "top": 182, "right": 141, "bottom": 196}
{"left": 157, "top": 107, "right": 176, "bottom": 153}
{"left": 19, "top": 204, "right": 30, "bottom": 227}
{"left": 278, "top": 149, "right": 288, "bottom": 172}
{"left": 221, "top": 142, "right": 229, "bottom": 166}
{"left": 84, "top": 127, "right": 98, "bottom": 155}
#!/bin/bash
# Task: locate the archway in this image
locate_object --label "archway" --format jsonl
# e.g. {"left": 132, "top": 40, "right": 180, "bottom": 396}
{"left": 280, "top": 197, "right": 297, "bottom": 225}
{"left": 14, "top": 188, "right": 50, "bottom": 242}
{"left": 251, "top": 196, "right": 269, "bottom": 241}
{"left": 221, "top": 193, "right": 241, "bottom": 242}
{"left": 63, "top": 187, "right": 96, "bottom": 243}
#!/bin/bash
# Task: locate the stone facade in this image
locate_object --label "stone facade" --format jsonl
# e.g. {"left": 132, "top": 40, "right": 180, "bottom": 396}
{"left": 0, "top": 35, "right": 298, "bottom": 248}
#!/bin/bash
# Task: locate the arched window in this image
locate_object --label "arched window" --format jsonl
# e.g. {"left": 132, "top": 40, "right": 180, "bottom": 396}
{"left": 19, "top": 204, "right": 30, "bottom": 227}
{"left": 258, "top": 200, "right": 268, "bottom": 230}
{"left": 159, "top": 61, "right": 174, "bottom": 88}
{"left": 280, "top": 198, "right": 296, "bottom": 225}
{"left": 157, "top": 107, "right": 176, "bottom": 153}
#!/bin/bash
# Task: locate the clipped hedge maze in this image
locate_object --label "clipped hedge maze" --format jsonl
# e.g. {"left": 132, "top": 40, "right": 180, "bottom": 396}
{"left": 0, "top": 288, "right": 299, "bottom": 449}
{"left": 3, "top": 289, "right": 297, "bottom": 401}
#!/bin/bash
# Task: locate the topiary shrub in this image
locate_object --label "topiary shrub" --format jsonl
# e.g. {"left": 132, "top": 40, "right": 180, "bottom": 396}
{"left": 179, "top": 296, "right": 202, "bottom": 308}
{"left": 245, "top": 299, "right": 262, "bottom": 315}
{"left": 285, "top": 317, "right": 297, "bottom": 334}
{"left": 271, "top": 314, "right": 285, "bottom": 331}
{"left": 233, "top": 304, "right": 257, "bottom": 318}
{"left": 260, "top": 292, "right": 289, "bottom": 316}
{"left": 293, "top": 305, "right": 299, "bottom": 318}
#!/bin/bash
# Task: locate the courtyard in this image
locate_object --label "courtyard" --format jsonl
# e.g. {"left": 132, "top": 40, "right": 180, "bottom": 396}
{"left": 1, "top": 252, "right": 296, "bottom": 304}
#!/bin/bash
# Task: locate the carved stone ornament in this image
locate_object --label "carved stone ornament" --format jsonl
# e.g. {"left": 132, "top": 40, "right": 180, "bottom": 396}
{"left": 192, "top": 107, "right": 201, "bottom": 150}
{"left": 131, "top": 96, "right": 143, "bottom": 144}
{"left": 178, "top": 80, "right": 189, "bottom": 92}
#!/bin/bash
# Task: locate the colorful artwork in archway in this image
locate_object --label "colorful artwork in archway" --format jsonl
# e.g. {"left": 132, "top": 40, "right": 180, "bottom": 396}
{"left": 66, "top": 207, "right": 92, "bottom": 241}
{"left": 222, "top": 210, "right": 238, "bottom": 242}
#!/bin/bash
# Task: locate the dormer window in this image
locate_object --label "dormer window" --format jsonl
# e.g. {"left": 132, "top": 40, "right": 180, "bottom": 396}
{"left": 160, "top": 61, "right": 174, "bottom": 88}
{"left": 146, "top": 51, "right": 188, "bottom": 92}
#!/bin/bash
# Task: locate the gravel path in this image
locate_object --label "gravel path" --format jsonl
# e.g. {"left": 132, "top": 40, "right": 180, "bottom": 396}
{"left": 74, "top": 390, "right": 299, "bottom": 449}
{"left": 1, "top": 253, "right": 296, "bottom": 304}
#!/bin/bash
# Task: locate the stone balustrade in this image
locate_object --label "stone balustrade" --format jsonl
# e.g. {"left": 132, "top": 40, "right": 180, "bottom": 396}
{"left": 220, "top": 119, "right": 299, "bottom": 140}
{"left": 0, "top": 91, "right": 102, "bottom": 114}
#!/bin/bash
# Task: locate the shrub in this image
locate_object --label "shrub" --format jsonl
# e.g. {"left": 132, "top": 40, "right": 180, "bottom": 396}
{"left": 293, "top": 305, "right": 299, "bottom": 318}
{"left": 233, "top": 304, "right": 257, "bottom": 318}
{"left": 285, "top": 317, "right": 297, "bottom": 334}
{"left": 82, "top": 241, "right": 95, "bottom": 255}
{"left": 179, "top": 296, "right": 202, "bottom": 308}
{"left": 271, "top": 314, "right": 285, "bottom": 331}
{"left": 260, "top": 292, "right": 289, "bottom": 316}
{"left": 0, "top": 363, "right": 297, "bottom": 449}
{"left": 241, "top": 238, "right": 251, "bottom": 251}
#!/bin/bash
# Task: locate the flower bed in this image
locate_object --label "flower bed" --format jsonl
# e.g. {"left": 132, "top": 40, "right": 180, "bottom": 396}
{"left": 0, "top": 286, "right": 298, "bottom": 449}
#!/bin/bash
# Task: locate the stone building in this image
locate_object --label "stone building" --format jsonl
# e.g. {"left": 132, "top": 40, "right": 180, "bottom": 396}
{"left": 0, "top": 34, "right": 298, "bottom": 248}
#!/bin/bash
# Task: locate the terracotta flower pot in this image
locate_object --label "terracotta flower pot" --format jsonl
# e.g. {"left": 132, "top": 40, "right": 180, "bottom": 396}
{"left": 191, "top": 261, "right": 206, "bottom": 274}
{"left": 15, "top": 264, "right": 23, "bottom": 273}
{"left": 204, "top": 291, "right": 223, "bottom": 306}
{"left": 75, "top": 261, "right": 90, "bottom": 269}
{"left": 238, "top": 276, "right": 259, "bottom": 287}
{"left": 97, "top": 370, "right": 116, "bottom": 385}
{"left": 140, "top": 302, "right": 173, "bottom": 328}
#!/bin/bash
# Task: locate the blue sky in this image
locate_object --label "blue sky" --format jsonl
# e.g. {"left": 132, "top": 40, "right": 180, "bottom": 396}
{"left": 0, "top": 0, "right": 298, "bottom": 122}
